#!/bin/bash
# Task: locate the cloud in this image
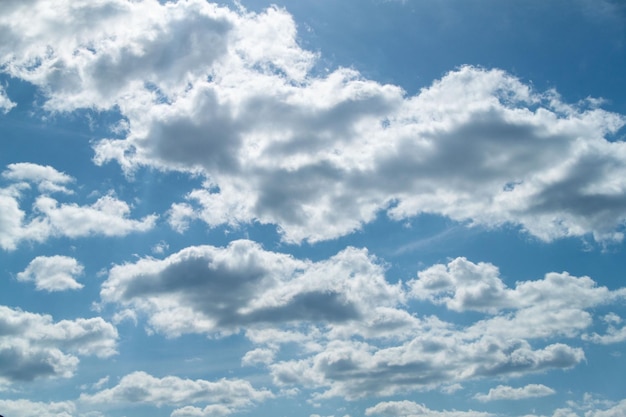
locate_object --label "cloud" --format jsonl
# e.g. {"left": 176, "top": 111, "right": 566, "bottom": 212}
{"left": 0, "top": 399, "right": 75, "bottom": 417}
{"left": 410, "top": 257, "right": 626, "bottom": 340}
{"left": 0, "top": 164, "right": 157, "bottom": 250}
{"left": 17, "top": 255, "right": 84, "bottom": 291}
{"left": 582, "top": 312, "right": 626, "bottom": 344}
{"left": 101, "top": 246, "right": 626, "bottom": 401}
{"left": 101, "top": 239, "right": 402, "bottom": 337}
{"left": 0, "top": 85, "right": 16, "bottom": 113}
{"left": 2, "top": 163, "right": 74, "bottom": 194}
{"left": 263, "top": 258, "right": 624, "bottom": 400}
{"left": 242, "top": 348, "right": 276, "bottom": 367}
{"left": 474, "top": 384, "right": 556, "bottom": 402}
{"left": 0, "top": 305, "right": 117, "bottom": 385}
{"left": 0, "top": 1, "right": 624, "bottom": 244}
{"left": 269, "top": 339, "right": 583, "bottom": 400}
{"left": 365, "top": 400, "right": 493, "bottom": 417}
{"left": 79, "top": 371, "right": 273, "bottom": 416}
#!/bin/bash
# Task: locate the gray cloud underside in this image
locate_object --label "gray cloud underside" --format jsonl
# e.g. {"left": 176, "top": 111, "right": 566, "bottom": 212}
{"left": 0, "top": 0, "right": 624, "bottom": 243}
{"left": 0, "top": 306, "right": 117, "bottom": 385}
{"left": 101, "top": 241, "right": 626, "bottom": 399}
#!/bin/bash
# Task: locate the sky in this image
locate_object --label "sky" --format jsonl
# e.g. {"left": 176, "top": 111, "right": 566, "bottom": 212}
{"left": 1, "top": 1, "right": 626, "bottom": 416}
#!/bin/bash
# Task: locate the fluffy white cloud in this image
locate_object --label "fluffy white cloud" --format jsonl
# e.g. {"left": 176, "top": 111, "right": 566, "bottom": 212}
{"left": 2, "top": 163, "right": 74, "bottom": 194}
{"left": 263, "top": 257, "right": 624, "bottom": 400}
{"left": 0, "top": 164, "right": 157, "bottom": 250}
{"left": 0, "top": 305, "right": 117, "bottom": 385}
{"left": 0, "top": 399, "right": 75, "bottom": 417}
{"left": 0, "top": 1, "right": 624, "bottom": 244}
{"left": 101, "top": 247, "right": 626, "bottom": 401}
{"left": 80, "top": 371, "right": 273, "bottom": 416}
{"left": 101, "top": 239, "right": 403, "bottom": 337}
{"left": 410, "top": 257, "right": 626, "bottom": 340}
{"left": 365, "top": 400, "right": 493, "bottom": 417}
{"left": 269, "top": 338, "right": 583, "bottom": 400}
{"left": 17, "top": 255, "right": 84, "bottom": 291}
{"left": 474, "top": 384, "right": 555, "bottom": 402}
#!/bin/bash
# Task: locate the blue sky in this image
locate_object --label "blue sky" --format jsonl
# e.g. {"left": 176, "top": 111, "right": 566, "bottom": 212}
{"left": 1, "top": 1, "right": 626, "bottom": 416}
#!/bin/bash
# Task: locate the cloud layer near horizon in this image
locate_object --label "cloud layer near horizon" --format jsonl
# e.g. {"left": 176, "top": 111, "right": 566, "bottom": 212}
{"left": 0, "top": 0, "right": 625, "bottom": 245}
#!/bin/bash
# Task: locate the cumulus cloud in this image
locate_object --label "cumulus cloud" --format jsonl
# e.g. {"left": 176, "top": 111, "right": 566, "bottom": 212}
{"left": 100, "top": 245, "right": 626, "bottom": 400}
{"left": 0, "top": 1, "right": 624, "bottom": 244}
{"left": 410, "top": 257, "right": 626, "bottom": 340}
{"left": 0, "top": 163, "right": 157, "bottom": 250}
{"left": 365, "top": 400, "right": 493, "bottom": 417}
{"left": 269, "top": 339, "right": 583, "bottom": 400}
{"left": 0, "top": 399, "right": 75, "bottom": 417}
{"left": 17, "top": 255, "right": 84, "bottom": 291}
{"left": 101, "top": 239, "right": 402, "bottom": 337}
{"left": 474, "top": 384, "right": 556, "bottom": 402}
{"left": 0, "top": 305, "right": 117, "bottom": 385}
{"left": 79, "top": 371, "right": 273, "bottom": 416}
{"left": 264, "top": 258, "right": 623, "bottom": 399}
{"left": 2, "top": 163, "right": 74, "bottom": 194}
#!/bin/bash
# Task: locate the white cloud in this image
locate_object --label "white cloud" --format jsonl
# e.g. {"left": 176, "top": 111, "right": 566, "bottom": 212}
{"left": 365, "top": 400, "right": 493, "bottom": 417}
{"left": 2, "top": 162, "right": 74, "bottom": 194}
{"left": 101, "top": 246, "right": 626, "bottom": 401}
{"left": 0, "top": 399, "right": 75, "bottom": 417}
{"left": 101, "top": 239, "right": 403, "bottom": 337}
{"left": 242, "top": 347, "right": 276, "bottom": 367}
{"left": 0, "top": 305, "right": 117, "bottom": 385}
{"left": 0, "top": 85, "right": 16, "bottom": 113}
{"left": 269, "top": 339, "right": 583, "bottom": 400}
{"left": 410, "top": 257, "right": 626, "bottom": 340}
{"left": 17, "top": 255, "right": 84, "bottom": 291}
{"left": 0, "top": 1, "right": 624, "bottom": 244}
{"left": 0, "top": 167, "right": 157, "bottom": 250}
{"left": 79, "top": 371, "right": 273, "bottom": 416}
{"left": 474, "top": 384, "right": 556, "bottom": 402}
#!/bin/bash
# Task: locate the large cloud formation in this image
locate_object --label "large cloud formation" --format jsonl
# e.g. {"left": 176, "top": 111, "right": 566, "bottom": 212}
{"left": 101, "top": 242, "right": 626, "bottom": 400}
{"left": 0, "top": 0, "right": 625, "bottom": 244}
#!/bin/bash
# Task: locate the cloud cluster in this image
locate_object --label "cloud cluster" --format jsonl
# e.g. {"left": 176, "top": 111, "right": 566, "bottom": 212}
{"left": 79, "top": 371, "right": 273, "bottom": 417}
{"left": 474, "top": 384, "right": 555, "bottom": 402}
{"left": 365, "top": 400, "right": 493, "bottom": 417}
{"left": 0, "top": 1, "right": 624, "bottom": 244}
{"left": 0, "top": 163, "right": 156, "bottom": 250}
{"left": 101, "top": 242, "right": 626, "bottom": 401}
{"left": 0, "top": 305, "right": 117, "bottom": 386}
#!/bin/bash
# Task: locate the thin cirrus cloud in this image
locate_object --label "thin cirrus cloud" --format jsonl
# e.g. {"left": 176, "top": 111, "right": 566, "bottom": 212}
{"left": 0, "top": 0, "right": 624, "bottom": 244}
